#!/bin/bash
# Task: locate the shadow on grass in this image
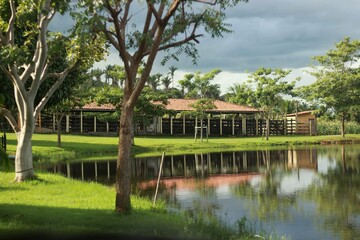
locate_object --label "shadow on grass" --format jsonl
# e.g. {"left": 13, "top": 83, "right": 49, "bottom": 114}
{"left": 0, "top": 204, "right": 198, "bottom": 240}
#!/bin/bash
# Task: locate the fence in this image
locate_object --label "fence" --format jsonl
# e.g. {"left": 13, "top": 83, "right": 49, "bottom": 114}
{"left": 161, "top": 118, "right": 313, "bottom": 136}
{"left": 30, "top": 113, "right": 315, "bottom": 136}
{"left": 1, "top": 133, "right": 6, "bottom": 151}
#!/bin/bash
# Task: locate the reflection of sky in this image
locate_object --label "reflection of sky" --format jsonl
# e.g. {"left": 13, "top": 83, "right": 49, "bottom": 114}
{"left": 280, "top": 169, "right": 318, "bottom": 194}
{"left": 175, "top": 182, "right": 337, "bottom": 240}
{"left": 317, "top": 156, "right": 337, "bottom": 174}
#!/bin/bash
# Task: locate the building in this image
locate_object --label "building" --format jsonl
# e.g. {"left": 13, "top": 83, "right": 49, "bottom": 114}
{"left": 286, "top": 110, "right": 317, "bottom": 135}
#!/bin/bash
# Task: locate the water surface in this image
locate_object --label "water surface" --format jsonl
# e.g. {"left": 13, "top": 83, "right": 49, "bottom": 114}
{"left": 38, "top": 144, "right": 360, "bottom": 239}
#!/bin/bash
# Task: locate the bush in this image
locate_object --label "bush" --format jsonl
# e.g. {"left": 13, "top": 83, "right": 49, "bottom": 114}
{"left": 317, "top": 120, "right": 360, "bottom": 135}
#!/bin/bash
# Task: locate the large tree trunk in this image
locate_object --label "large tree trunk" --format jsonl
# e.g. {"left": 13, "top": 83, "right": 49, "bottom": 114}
{"left": 115, "top": 104, "right": 134, "bottom": 213}
{"left": 14, "top": 107, "right": 35, "bottom": 181}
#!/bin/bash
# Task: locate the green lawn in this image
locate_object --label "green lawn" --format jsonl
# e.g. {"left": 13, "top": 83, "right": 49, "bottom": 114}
{"left": 0, "top": 171, "right": 251, "bottom": 239}
{"left": 4, "top": 133, "right": 360, "bottom": 160}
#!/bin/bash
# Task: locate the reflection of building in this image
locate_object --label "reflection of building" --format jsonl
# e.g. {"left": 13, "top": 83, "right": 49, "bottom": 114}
{"left": 138, "top": 173, "right": 259, "bottom": 191}
{"left": 37, "top": 148, "right": 319, "bottom": 184}
{"left": 287, "top": 148, "right": 318, "bottom": 170}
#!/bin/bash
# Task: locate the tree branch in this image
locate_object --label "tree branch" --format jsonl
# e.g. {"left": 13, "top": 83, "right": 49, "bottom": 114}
{"left": 0, "top": 107, "right": 20, "bottom": 133}
{"left": 6, "top": 0, "right": 16, "bottom": 45}
{"left": 104, "top": 1, "right": 131, "bottom": 74}
{"left": 34, "top": 60, "right": 80, "bottom": 119}
{"left": 134, "top": 6, "right": 153, "bottom": 63}
{"left": 31, "top": 0, "right": 52, "bottom": 94}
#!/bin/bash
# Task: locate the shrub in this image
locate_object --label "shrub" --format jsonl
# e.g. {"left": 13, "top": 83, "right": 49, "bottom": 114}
{"left": 317, "top": 120, "right": 360, "bottom": 135}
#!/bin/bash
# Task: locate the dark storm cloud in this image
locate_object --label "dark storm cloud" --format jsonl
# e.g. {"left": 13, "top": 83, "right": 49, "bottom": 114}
{"left": 49, "top": 0, "right": 360, "bottom": 77}
{"left": 165, "top": 0, "right": 360, "bottom": 73}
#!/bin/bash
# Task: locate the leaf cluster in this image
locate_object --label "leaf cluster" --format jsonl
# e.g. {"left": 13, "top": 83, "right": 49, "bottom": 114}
{"left": 300, "top": 37, "right": 360, "bottom": 117}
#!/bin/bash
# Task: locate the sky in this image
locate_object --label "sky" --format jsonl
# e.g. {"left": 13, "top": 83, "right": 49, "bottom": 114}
{"left": 51, "top": 0, "right": 360, "bottom": 94}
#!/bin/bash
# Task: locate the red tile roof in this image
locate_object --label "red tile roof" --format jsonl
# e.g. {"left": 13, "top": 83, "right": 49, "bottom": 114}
{"left": 161, "top": 99, "right": 259, "bottom": 113}
{"left": 80, "top": 102, "right": 116, "bottom": 111}
{"left": 287, "top": 110, "right": 316, "bottom": 117}
{"left": 77, "top": 99, "right": 259, "bottom": 114}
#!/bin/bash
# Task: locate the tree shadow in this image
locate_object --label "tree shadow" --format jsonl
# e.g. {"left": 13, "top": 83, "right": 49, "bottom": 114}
{"left": 0, "top": 204, "right": 197, "bottom": 240}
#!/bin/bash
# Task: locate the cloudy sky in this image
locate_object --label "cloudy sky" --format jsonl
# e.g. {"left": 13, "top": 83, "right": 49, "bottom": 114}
{"left": 53, "top": 0, "right": 360, "bottom": 93}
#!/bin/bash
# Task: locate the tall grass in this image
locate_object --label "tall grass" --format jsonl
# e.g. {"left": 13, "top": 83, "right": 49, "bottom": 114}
{"left": 317, "top": 120, "right": 360, "bottom": 135}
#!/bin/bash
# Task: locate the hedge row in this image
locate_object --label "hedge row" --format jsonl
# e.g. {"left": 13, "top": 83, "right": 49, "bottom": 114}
{"left": 317, "top": 120, "right": 360, "bottom": 135}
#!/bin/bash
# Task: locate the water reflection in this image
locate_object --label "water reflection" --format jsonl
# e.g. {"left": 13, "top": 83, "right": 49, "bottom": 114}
{"left": 37, "top": 145, "right": 360, "bottom": 240}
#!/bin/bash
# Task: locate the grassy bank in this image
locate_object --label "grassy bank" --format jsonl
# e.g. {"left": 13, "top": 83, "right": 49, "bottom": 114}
{"left": 4, "top": 133, "right": 360, "bottom": 160}
{"left": 0, "top": 171, "right": 255, "bottom": 240}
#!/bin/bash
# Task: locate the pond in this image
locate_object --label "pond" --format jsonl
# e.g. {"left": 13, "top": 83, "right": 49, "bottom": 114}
{"left": 37, "top": 144, "right": 360, "bottom": 240}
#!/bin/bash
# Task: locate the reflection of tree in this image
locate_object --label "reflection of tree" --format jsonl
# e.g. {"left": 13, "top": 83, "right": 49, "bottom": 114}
{"left": 231, "top": 150, "right": 297, "bottom": 222}
{"left": 303, "top": 145, "right": 360, "bottom": 239}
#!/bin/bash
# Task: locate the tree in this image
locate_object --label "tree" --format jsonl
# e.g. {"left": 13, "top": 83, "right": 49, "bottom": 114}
{"left": 168, "top": 66, "right": 177, "bottom": 89}
{"left": 301, "top": 37, "right": 360, "bottom": 137}
{"left": 226, "top": 82, "right": 256, "bottom": 106}
{"left": 178, "top": 69, "right": 221, "bottom": 99}
{"left": 94, "top": 85, "right": 168, "bottom": 138}
{"left": 0, "top": 0, "right": 104, "bottom": 181}
{"left": 248, "top": 67, "right": 297, "bottom": 140}
{"left": 147, "top": 73, "right": 162, "bottom": 91}
{"left": 189, "top": 98, "right": 216, "bottom": 142}
{"left": 78, "top": 0, "right": 248, "bottom": 213}
{"left": 161, "top": 75, "right": 171, "bottom": 90}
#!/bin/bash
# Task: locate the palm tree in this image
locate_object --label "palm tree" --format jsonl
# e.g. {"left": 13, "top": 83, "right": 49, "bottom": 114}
{"left": 161, "top": 76, "right": 171, "bottom": 90}
{"left": 169, "top": 66, "right": 177, "bottom": 88}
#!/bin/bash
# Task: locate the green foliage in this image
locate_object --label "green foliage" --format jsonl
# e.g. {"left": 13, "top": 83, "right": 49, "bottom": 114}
{"left": 187, "top": 98, "right": 216, "bottom": 119}
{"left": 227, "top": 67, "right": 297, "bottom": 119}
{"left": 226, "top": 83, "right": 256, "bottom": 106}
{"left": 299, "top": 37, "right": 360, "bottom": 136}
{"left": 178, "top": 69, "right": 221, "bottom": 99}
{"left": 248, "top": 67, "right": 297, "bottom": 113}
{"left": 300, "top": 37, "right": 360, "bottom": 121}
{"left": 317, "top": 120, "right": 360, "bottom": 135}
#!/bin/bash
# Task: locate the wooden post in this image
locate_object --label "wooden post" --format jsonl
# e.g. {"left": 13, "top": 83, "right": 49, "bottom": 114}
{"left": 170, "top": 116, "right": 173, "bottom": 135}
{"left": 80, "top": 111, "right": 83, "bottom": 133}
{"left": 232, "top": 116, "right": 235, "bottom": 136}
{"left": 81, "top": 162, "right": 84, "bottom": 181}
{"left": 52, "top": 113, "right": 56, "bottom": 132}
{"left": 242, "top": 115, "right": 247, "bottom": 135}
{"left": 220, "top": 114, "right": 223, "bottom": 136}
{"left": 107, "top": 161, "right": 110, "bottom": 180}
{"left": 183, "top": 114, "right": 186, "bottom": 135}
{"left": 159, "top": 117, "right": 163, "bottom": 134}
{"left": 207, "top": 116, "right": 211, "bottom": 136}
{"left": 153, "top": 152, "right": 165, "bottom": 207}
{"left": 94, "top": 116, "right": 97, "bottom": 132}
{"left": 95, "top": 161, "right": 98, "bottom": 180}
{"left": 66, "top": 115, "right": 70, "bottom": 133}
